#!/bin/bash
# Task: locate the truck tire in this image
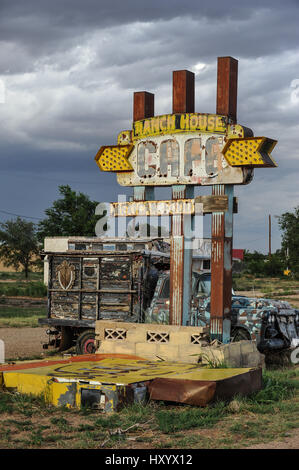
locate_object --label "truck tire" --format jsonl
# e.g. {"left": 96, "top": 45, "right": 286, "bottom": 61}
{"left": 76, "top": 330, "right": 96, "bottom": 355}
{"left": 59, "top": 326, "right": 73, "bottom": 351}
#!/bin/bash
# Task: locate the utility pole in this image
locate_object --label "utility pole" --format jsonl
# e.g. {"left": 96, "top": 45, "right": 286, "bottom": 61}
{"left": 268, "top": 214, "right": 271, "bottom": 258}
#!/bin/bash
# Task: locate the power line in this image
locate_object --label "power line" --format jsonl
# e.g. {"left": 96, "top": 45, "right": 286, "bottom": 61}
{"left": 0, "top": 209, "right": 43, "bottom": 221}
{"left": 1, "top": 170, "right": 101, "bottom": 186}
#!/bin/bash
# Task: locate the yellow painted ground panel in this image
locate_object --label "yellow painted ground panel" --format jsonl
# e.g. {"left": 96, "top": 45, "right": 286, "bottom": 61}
{"left": 1, "top": 355, "right": 261, "bottom": 411}
{"left": 2, "top": 358, "right": 252, "bottom": 385}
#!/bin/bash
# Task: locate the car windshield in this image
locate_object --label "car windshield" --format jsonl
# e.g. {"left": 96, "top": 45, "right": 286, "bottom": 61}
{"left": 159, "top": 272, "right": 211, "bottom": 299}
{"left": 194, "top": 273, "right": 211, "bottom": 296}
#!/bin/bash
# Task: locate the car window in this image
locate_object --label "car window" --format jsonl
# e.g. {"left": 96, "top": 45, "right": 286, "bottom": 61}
{"left": 160, "top": 278, "right": 170, "bottom": 299}
{"left": 196, "top": 274, "right": 211, "bottom": 295}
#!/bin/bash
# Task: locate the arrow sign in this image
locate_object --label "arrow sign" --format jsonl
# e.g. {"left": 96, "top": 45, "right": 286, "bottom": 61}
{"left": 95, "top": 144, "right": 134, "bottom": 172}
{"left": 222, "top": 137, "right": 277, "bottom": 168}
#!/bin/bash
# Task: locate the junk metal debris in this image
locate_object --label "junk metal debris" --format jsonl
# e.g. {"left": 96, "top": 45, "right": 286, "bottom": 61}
{"left": 0, "top": 354, "right": 262, "bottom": 411}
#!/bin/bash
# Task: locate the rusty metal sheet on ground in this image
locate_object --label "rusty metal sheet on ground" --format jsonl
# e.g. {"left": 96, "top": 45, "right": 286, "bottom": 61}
{"left": 149, "top": 378, "right": 217, "bottom": 406}
{"left": 149, "top": 368, "right": 262, "bottom": 406}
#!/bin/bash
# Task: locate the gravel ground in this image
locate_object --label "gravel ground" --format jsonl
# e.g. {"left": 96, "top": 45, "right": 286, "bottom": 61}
{"left": 0, "top": 327, "right": 49, "bottom": 360}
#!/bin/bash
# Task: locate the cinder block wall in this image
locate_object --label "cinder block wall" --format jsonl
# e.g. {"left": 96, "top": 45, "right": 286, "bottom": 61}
{"left": 95, "top": 321, "right": 209, "bottom": 364}
{"left": 95, "top": 321, "right": 265, "bottom": 368}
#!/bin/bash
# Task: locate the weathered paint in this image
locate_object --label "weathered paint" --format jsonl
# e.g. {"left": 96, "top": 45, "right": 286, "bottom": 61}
{"left": 168, "top": 185, "right": 194, "bottom": 326}
{"left": 217, "top": 57, "right": 238, "bottom": 123}
{"left": 1, "top": 355, "right": 260, "bottom": 410}
{"left": 116, "top": 132, "right": 249, "bottom": 187}
{"left": 43, "top": 251, "right": 160, "bottom": 325}
{"left": 223, "top": 137, "right": 277, "bottom": 167}
{"left": 173, "top": 70, "right": 195, "bottom": 114}
{"left": 95, "top": 144, "right": 134, "bottom": 172}
{"left": 110, "top": 195, "right": 228, "bottom": 217}
{"left": 209, "top": 185, "right": 233, "bottom": 342}
{"left": 132, "top": 113, "right": 228, "bottom": 140}
{"left": 111, "top": 199, "right": 195, "bottom": 217}
{"left": 169, "top": 235, "right": 184, "bottom": 325}
{"left": 133, "top": 91, "right": 155, "bottom": 122}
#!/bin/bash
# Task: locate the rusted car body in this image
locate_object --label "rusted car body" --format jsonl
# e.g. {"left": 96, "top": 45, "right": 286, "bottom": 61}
{"left": 145, "top": 271, "right": 299, "bottom": 354}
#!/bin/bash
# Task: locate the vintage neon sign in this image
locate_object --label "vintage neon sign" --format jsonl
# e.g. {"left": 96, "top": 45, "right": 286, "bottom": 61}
{"left": 95, "top": 113, "right": 276, "bottom": 187}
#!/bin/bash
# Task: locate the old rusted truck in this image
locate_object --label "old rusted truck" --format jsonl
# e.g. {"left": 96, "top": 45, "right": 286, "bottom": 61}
{"left": 39, "top": 237, "right": 170, "bottom": 354}
{"left": 39, "top": 237, "right": 299, "bottom": 356}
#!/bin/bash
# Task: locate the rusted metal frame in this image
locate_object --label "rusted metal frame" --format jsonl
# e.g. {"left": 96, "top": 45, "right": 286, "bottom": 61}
{"left": 182, "top": 186, "right": 194, "bottom": 326}
{"left": 170, "top": 185, "right": 185, "bottom": 326}
{"left": 169, "top": 217, "right": 184, "bottom": 325}
{"left": 210, "top": 184, "right": 234, "bottom": 343}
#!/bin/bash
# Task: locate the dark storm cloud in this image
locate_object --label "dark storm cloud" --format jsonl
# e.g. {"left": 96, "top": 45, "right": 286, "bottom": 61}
{"left": 0, "top": 0, "right": 299, "bottom": 252}
{"left": 1, "top": 0, "right": 299, "bottom": 76}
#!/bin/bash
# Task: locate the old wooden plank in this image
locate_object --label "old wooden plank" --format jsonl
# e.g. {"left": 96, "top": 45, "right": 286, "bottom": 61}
{"left": 194, "top": 195, "right": 228, "bottom": 212}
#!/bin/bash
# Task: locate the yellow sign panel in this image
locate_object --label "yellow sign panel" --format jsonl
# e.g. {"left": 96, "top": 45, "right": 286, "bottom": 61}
{"left": 222, "top": 137, "right": 277, "bottom": 167}
{"left": 111, "top": 199, "right": 195, "bottom": 217}
{"left": 2, "top": 358, "right": 251, "bottom": 386}
{"left": 133, "top": 113, "right": 228, "bottom": 140}
{"left": 95, "top": 144, "right": 134, "bottom": 172}
{"left": 94, "top": 118, "right": 278, "bottom": 185}
{"left": 1, "top": 357, "right": 258, "bottom": 411}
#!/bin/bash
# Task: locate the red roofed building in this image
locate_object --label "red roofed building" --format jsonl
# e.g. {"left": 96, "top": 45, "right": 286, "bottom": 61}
{"left": 232, "top": 249, "right": 244, "bottom": 262}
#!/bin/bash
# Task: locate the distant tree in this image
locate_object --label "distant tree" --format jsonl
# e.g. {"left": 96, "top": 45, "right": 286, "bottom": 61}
{"left": 243, "top": 250, "right": 267, "bottom": 276}
{"left": 0, "top": 217, "right": 40, "bottom": 278}
{"left": 37, "top": 185, "right": 100, "bottom": 242}
{"left": 243, "top": 249, "right": 284, "bottom": 277}
{"left": 278, "top": 206, "right": 299, "bottom": 277}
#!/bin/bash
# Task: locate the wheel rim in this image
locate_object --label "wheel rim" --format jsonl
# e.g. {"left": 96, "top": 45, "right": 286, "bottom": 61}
{"left": 83, "top": 338, "right": 96, "bottom": 354}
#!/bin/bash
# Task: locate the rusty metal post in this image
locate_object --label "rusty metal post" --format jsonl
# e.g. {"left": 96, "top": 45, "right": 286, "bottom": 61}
{"left": 210, "top": 185, "right": 234, "bottom": 342}
{"left": 216, "top": 56, "right": 238, "bottom": 123}
{"left": 133, "top": 91, "right": 155, "bottom": 122}
{"left": 210, "top": 57, "right": 238, "bottom": 342}
{"left": 173, "top": 70, "right": 195, "bottom": 114}
{"left": 169, "top": 71, "right": 195, "bottom": 325}
{"left": 169, "top": 185, "right": 194, "bottom": 326}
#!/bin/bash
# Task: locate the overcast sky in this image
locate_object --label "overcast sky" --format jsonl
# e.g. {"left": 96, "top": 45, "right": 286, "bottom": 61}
{"left": 0, "top": 0, "right": 299, "bottom": 253}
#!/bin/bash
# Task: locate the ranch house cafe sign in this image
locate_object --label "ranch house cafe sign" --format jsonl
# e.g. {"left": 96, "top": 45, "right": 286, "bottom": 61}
{"left": 95, "top": 112, "right": 276, "bottom": 187}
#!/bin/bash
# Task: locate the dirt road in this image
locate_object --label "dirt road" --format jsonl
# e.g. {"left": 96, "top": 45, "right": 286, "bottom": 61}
{"left": 0, "top": 327, "right": 49, "bottom": 360}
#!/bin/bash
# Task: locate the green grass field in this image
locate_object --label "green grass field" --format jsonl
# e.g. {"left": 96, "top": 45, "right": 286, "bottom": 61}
{"left": 233, "top": 274, "right": 299, "bottom": 294}
{"left": 0, "top": 306, "right": 46, "bottom": 328}
{"left": 0, "top": 271, "right": 46, "bottom": 298}
{"left": 0, "top": 367, "right": 298, "bottom": 449}
{"left": 0, "top": 272, "right": 43, "bottom": 281}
